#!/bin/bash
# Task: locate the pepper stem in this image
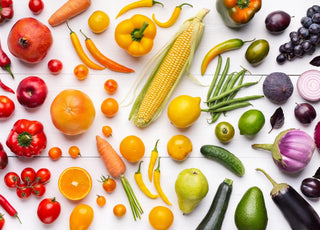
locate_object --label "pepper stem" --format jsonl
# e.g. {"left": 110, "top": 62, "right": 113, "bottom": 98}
{"left": 131, "top": 22, "right": 149, "bottom": 42}
{"left": 66, "top": 21, "right": 74, "bottom": 34}
{"left": 177, "top": 3, "right": 193, "bottom": 9}
{"left": 251, "top": 144, "right": 273, "bottom": 151}
{"left": 153, "top": 0, "right": 164, "bottom": 7}
{"left": 153, "top": 139, "right": 160, "bottom": 152}
{"left": 237, "top": 0, "right": 250, "bottom": 9}
{"left": 17, "top": 132, "right": 33, "bottom": 147}
{"left": 135, "top": 161, "right": 143, "bottom": 174}
{"left": 155, "top": 157, "right": 161, "bottom": 172}
{"left": 79, "top": 30, "right": 90, "bottom": 41}
{"left": 4, "top": 66, "right": 14, "bottom": 79}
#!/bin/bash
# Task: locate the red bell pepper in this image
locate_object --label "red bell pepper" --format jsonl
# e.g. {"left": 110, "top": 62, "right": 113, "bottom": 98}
{"left": 0, "top": 0, "right": 14, "bottom": 23}
{"left": 6, "top": 119, "right": 47, "bottom": 157}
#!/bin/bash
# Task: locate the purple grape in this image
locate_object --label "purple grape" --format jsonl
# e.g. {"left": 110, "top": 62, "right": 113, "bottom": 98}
{"left": 298, "top": 27, "right": 310, "bottom": 38}
{"left": 309, "top": 23, "right": 320, "bottom": 34}
{"left": 276, "top": 53, "right": 287, "bottom": 64}
{"left": 312, "top": 13, "right": 320, "bottom": 23}
{"left": 301, "top": 16, "right": 313, "bottom": 28}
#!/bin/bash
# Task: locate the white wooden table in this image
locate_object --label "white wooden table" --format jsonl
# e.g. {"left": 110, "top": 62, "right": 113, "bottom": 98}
{"left": 0, "top": 0, "right": 319, "bottom": 229}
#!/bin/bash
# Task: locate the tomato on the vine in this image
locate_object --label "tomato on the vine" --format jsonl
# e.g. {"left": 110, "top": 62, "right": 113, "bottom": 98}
{"left": 104, "top": 79, "right": 118, "bottom": 95}
{"left": 4, "top": 172, "right": 20, "bottom": 188}
{"left": 99, "top": 175, "right": 116, "bottom": 193}
{"left": 48, "top": 59, "right": 63, "bottom": 75}
{"left": 28, "top": 0, "right": 44, "bottom": 15}
{"left": 21, "top": 167, "right": 36, "bottom": 185}
{"left": 37, "top": 198, "right": 61, "bottom": 224}
{"left": 36, "top": 168, "right": 51, "bottom": 184}
{"left": 32, "top": 183, "right": 46, "bottom": 197}
{"left": 16, "top": 184, "right": 31, "bottom": 199}
{"left": 0, "top": 95, "right": 15, "bottom": 119}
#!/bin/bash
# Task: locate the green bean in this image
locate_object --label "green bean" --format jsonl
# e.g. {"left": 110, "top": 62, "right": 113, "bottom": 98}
{"left": 212, "top": 57, "right": 230, "bottom": 98}
{"left": 206, "top": 55, "right": 222, "bottom": 101}
{"left": 208, "top": 102, "right": 252, "bottom": 113}
{"left": 228, "top": 71, "right": 246, "bottom": 101}
{"left": 227, "top": 69, "right": 247, "bottom": 91}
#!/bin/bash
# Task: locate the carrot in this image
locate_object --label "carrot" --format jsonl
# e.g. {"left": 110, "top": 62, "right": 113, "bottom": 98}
{"left": 48, "top": 0, "right": 91, "bottom": 27}
{"left": 96, "top": 135, "right": 126, "bottom": 178}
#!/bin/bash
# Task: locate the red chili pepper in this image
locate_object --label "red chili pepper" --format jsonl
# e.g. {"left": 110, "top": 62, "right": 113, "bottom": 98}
{"left": 0, "top": 0, "right": 14, "bottom": 23}
{"left": 0, "top": 39, "right": 14, "bottom": 78}
{"left": 0, "top": 79, "right": 14, "bottom": 94}
{"left": 0, "top": 195, "right": 21, "bottom": 223}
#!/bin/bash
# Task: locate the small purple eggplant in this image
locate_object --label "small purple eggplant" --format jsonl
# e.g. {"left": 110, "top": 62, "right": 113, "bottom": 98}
{"left": 301, "top": 167, "right": 320, "bottom": 198}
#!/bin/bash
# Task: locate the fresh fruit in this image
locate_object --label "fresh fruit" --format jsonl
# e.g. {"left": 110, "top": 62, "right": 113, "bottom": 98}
{"left": 48, "top": 59, "right": 63, "bottom": 75}
{"left": 96, "top": 195, "right": 106, "bottom": 207}
{"left": 238, "top": 109, "right": 265, "bottom": 136}
{"left": 101, "top": 98, "right": 119, "bottom": 117}
{"left": 68, "top": 146, "right": 80, "bottom": 158}
{"left": 245, "top": 39, "right": 270, "bottom": 65}
{"left": 167, "top": 135, "right": 192, "bottom": 161}
{"left": 21, "top": 167, "right": 36, "bottom": 185}
{"left": 7, "top": 17, "right": 53, "bottom": 63}
{"left": 48, "top": 147, "right": 62, "bottom": 161}
{"left": 29, "top": 0, "right": 44, "bottom": 15}
{"left": 167, "top": 95, "right": 201, "bottom": 128}
{"left": 234, "top": 186, "right": 268, "bottom": 230}
{"left": 113, "top": 204, "right": 126, "bottom": 217}
{"left": 88, "top": 10, "right": 110, "bottom": 33}
{"left": 119, "top": 135, "right": 145, "bottom": 162}
{"left": 294, "top": 103, "right": 317, "bottom": 124}
{"left": 37, "top": 198, "right": 61, "bottom": 224}
{"left": 16, "top": 184, "right": 31, "bottom": 199}
{"left": 102, "top": 125, "right": 112, "bottom": 137}
{"left": 149, "top": 206, "right": 174, "bottom": 230}
{"left": 69, "top": 204, "right": 94, "bottom": 230}
{"left": 99, "top": 175, "right": 116, "bottom": 193}
{"left": 31, "top": 183, "right": 46, "bottom": 197}
{"left": 74, "top": 64, "right": 89, "bottom": 80}
{"left": 104, "top": 79, "right": 118, "bottom": 95}
{"left": 58, "top": 167, "right": 92, "bottom": 201}
{"left": 36, "top": 168, "right": 51, "bottom": 184}
{"left": 4, "top": 172, "right": 20, "bottom": 188}
{"left": 0, "top": 95, "right": 14, "bottom": 118}
{"left": 175, "top": 168, "right": 208, "bottom": 214}
{"left": 16, "top": 76, "right": 48, "bottom": 108}
{"left": 265, "top": 10, "right": 291, "bottom": 33}
{"left": 50, "top": 89, "right": 96, "bottom": 135}
{"left": 215, "top": 121, "right": 235, "bottom": 143}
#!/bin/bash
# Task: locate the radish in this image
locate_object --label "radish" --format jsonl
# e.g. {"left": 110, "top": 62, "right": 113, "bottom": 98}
{"left": 297, "top": 70, "right": 320, "bottom": 102}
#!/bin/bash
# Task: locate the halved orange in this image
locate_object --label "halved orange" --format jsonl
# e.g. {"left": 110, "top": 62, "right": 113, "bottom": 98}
{"left": 58, "top": 167, "right": 92, "bottom": 201}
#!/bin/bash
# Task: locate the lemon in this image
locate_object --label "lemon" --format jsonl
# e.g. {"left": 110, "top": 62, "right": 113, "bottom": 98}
{"left": 167, "top": 135, "right": 192, "bottom": 161}
{"left": 167, "top": 95, "right": 201, "bottom": 128}
{"left": 88, "top": 10, "right": 110, "bottom": 33}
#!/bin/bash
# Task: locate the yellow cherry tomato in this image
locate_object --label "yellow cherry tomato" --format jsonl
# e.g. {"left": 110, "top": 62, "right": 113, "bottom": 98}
{"left": 74, "top": 64, "right": 89, "bottom": 80}
{"left": 69, "top": 204, "right": 94, "bottom": 230}
{"left": 102, "top": 125, "right": 112, "bottom": 137}
{"left": 68, "top": 146, "right": 80, "bottom": 158}
{"left": 88, "top": 10, "right": 110, "bottom": 33}
{"left": 101, "top": 98, "right": 119, "bottom": 117}
{"left": 113, "top": 204, "right": 126, "bottom": 217}
{"left": 96, "top": 195, "right": 106, "bottom": 207}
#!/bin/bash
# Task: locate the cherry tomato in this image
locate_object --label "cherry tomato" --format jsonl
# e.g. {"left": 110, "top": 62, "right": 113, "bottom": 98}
{"left": 4, "top": 172, "right": 20, "bottom": 188}
{"left": 68, "top": 146, "right": 80, "bottom": 158}
{"left": 16, "top": 184, "right": 31, "bottom": 199}
{"left": 48, "top": 59, "right": 63, "bottom": 75}
{"left": 28, "top": 0, "right": 44, "bottom": 15}
{"left": 102, "top": 125, "right": 112, "bottom": 137}
{"left": 99, "top": 175, "right": 116, "bottom": 193}
{"left": 37, "top": 198, "right": 61, "bottom": 224}
{"left": 113, "top": 204, "right": 126, "bottom": 217}
{"left": 21, "top": 167, "right": 36, "bottom": 185}
{"left": 36, "top": 168, "right": 51, "bottom": 184}
{"left": 74, "top": 64, "right": 89, "bottom": 80}
{"left": 32, "top": 183, "right": 46, "bottom": 197}
{"left": 0, "top": 214, "right": 4, "bottom": 229}
{"left": 0, "top": 95, "right": 15, "bottom": 119}
{"left": 96, "top": 195, "right": 106, "bottom": 207}
{"left": 104, "top": 79, "right": 118, "bottom": 95}
{"left": 48, "top": 147, "right": 62, "bottom": 161}
{"left": 101, "top": 98, "right": 119, "bottom": 117}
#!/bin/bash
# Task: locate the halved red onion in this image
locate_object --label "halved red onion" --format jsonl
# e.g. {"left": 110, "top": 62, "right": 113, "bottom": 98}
{"left": 297, "top": 70, "right": 320, "bottom": 102}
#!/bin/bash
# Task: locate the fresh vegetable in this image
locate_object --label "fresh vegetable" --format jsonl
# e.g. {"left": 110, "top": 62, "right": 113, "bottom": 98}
{"left": 100, "top": 98, "right": 119, "bottom": 118}
{"left": 6, "top": 119, "right": 47, "bottom": 157}
{"left": 80, "top": 31, "right": 134, "bottom": 73}
{"left": 265, "top": 11, "right": 291, "bottom": 33}
{"left": 149, "top": 206, "right": 174, "bottom": 230}
{"left": 300, "top": 167, "right": 320, "bottom": 198}
{"left": 96, "top": 135, "right": 143, "bottom": 220}
{"left": 263, "top": 72, "right": 293, "bottom": 104}
{"left": 269, "top": 107, "right": 284, "bottom": 133}
{"left": 113, "top": 204, "right": 126, "bottom": 217}
{"left": 31, "top": 183, "right": 46, "bottom": 197}
{"left": 257, "top": 168, "right": 320, "bottom": 230}
{"left": 234, "top": 186, "right": 268, "bottom": 230}
{"left": 0, "top": 143, "right": 8, "bottom": 169}
{"left": 314, "top": 121, "right": 320, "bottom": 151}
{"left": 152, "top": 3, "right": 193, "bottom": 28}
{"left": 148, "top": 139, "right": 159, "bottom": 182}
{"left": 0, "top": 38, "right": 14, "bottom": 78}
{"left": 37, "top": 198, "right": 61, "bottom": 224}
{"left": 196, "top": 178, "right": 233, "bottom": 230}
{"left": 200, "top": 145, "right": 245, "bottom": 176}
{"left": 116, "top": 0, "right": 163, "bottom": 18}
{"left": 88, "top": 10, "right": 109, "bottom": 33}
{"left": 36, "top": 168, "right": 51, "bottom": 184}
{"left": 21, "top": 167, "right": 36, "bottom": 185}
{"left": 129, "top": 9, "right": 209, "bottom": 127}
{"left": 68, "top": 145, "right": 80, "bottom": 158}
{"left": 215, "top": 121, "right": 235, "bottom": 143}
{"left": 16, "top": 184, "right": 31, "bottom": 199}
{"left": 0, "top": 95, "right": 14, "bottom": 118}
{"left": 0, "top": 79, "right": 14, "bottom": 94}
{"left": 47, "top": 59, "right": 63, "bottom": 75}
{"left": 297, "top": 70, "right": 320, "bottom": 101}
{"left": 0, "top": 195, "right": 21, "bottom": 223}
{"left": 4, "top": 172, "right": 19, "bottom": 188}
{"left": 73, "top": 64, "right": 88, "bottom": 80}
{"left": 66, "top": 23, "right": 104, "bottom": 70}
{"left": 294, "top": 102, "right": 316, "bottom": 124}
{"left": 29, "top": 0, "right": 44, "bottom": 15}
{"left": 216, "top": 0, "right": 261, "bottom": 28}
{"left": 238, "top": 109, "right": 265, "bottom": 136}
{"left": 48, "top": 147, "right": 62, "bottom": 161}
{"left": 48, "top": 0, "right": 91, "bottom": 26}
{"left": 153, "top": 157, "right": 172, "bottom": 205}
{"left": 252, "top": 129, "right": 315, "bottom": 173}
{"left": 134, "top": 161, "right": 158, "bottom": 199}
{"left": 104, "top": 79, "right": 118, "bottom": 95}
{"left": 119, "top": 135, "right": 145, "bottom": 163}
{"left": 102, "top": 125, "right": 112, "bottom": 137}
{"left": 0, "top": 214, "right": 4, "bottom": 229}
{"left": 167, "top": 135, "right": 192, "bottom": 161}
{"left": 115, "top": 14, "right": 157, "bottom": 57}
{"left": 69, "top": 204, "right": 94, "bottom": 230}
{"left": 0, "top": 0, "right": 13, "bottom": 24}
{"left": 201, "top": 38, "right": 253, "bottom": 75}
{"left": 96, "top": 195, "right": 106, "bottom": 207}
{"left": 98, "top": 175, "right": 116, "bottom": 193}
{"left": 245, "top": 39, "right": 270, "bottom": 65}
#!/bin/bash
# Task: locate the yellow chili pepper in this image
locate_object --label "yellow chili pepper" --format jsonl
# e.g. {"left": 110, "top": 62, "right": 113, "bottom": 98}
{"left": 148, "top": 139, "right": 159, "bottom": 182}
{"left": 66, "top": 22, "right": 105, "bottom": 70}
{"left": 153, "top": 157, "right": 172, "bottom": 205}
{"left": 116, "top": 0, "right": 164, "bottom": 19}
{"left": 152, "top": 3, "right": 193, "bottom": 28}
{"left": 114, "top": 14, "right": 157, "bottom": 57}
{"left": 134, "top": 161, "right": 159, "bottom": 199}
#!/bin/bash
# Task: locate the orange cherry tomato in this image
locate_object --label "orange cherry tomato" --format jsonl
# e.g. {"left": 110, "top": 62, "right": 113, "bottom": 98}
{"left": 101, "top": 98, "right": 119, "bottom": 117}
{"left": 102, "top": 125, "right": 112, "bottom": 137}
{"left": 96, "top": 195, "right": 106, "bottom": 207}
{"left": 113, "top": 204, "right": 126, "bottom": 217}
{"left": 68, "top": 146, "right": 80, "bottom": 158}
{"left": 74, "top": 64, "right": 89, "bottom": 80}
{"left": 104, "top": 79, "right": 118, "bottom": 95}
{"left": 99, "top": 175, "right": 116, "bottom": 193}
{"left": 48, "top": 147, "right": 62, "bottom": 160}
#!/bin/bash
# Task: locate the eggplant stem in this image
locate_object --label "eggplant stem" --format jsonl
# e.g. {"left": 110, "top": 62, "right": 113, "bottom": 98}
{"left": 256, "top": 168, "right": 279, "bottom": 187}
{"left": 251, "top": 144, "right": 273, "bottom": 151}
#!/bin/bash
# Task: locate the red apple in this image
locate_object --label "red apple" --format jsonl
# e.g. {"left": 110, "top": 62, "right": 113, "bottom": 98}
{"left": 7, "top": 17, "right": 53, "bottom": 64}
{"left": 16, "top": 76, "right": 48, "bottom": 108}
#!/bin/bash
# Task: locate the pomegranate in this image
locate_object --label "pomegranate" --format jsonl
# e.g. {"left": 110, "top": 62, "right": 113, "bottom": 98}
{"left": 7, "top": 17, "right": 53, "bottom": 64}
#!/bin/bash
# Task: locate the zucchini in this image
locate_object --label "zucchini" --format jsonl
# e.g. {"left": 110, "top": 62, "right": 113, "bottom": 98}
{"left": 196, "top": 178, "right": 233, "bottom": 230}
{"left": 200, "top": 145, "right": 245, "bottom": 176}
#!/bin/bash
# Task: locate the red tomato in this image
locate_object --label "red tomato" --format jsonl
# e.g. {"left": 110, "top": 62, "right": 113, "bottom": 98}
{"left": 4, "top": 172, "right": 20, "bottom": 188}
{"left": 32, "top": 183, "right": 46, "bottom": 197}
{"left": 37, "top": 198, "right": 61, "bottom": 224}
{"left": 104, "top": 79, "right": 118, "bottom": 95}
{"left": 16, "top": 184, "right": 31, "bottom": 199}
{"left": 36, "top": 168, "right": 51, "bottom": 184}
{"left": 0, "top": 95, "right": 15, "bottom": 118}
{"left": 28, "top": 0, "right": 44, "bottom": 15}
{"left": 0, "top": 214, "right": 5, "bottom": 229}
{"left": 48, "top": 59, "right": 63, "bottom": 75}
{"left": 21, "top": 167, "right": 36, "bottom": 185}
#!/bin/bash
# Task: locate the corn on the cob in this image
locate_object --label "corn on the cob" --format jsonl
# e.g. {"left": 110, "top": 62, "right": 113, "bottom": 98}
{"left": 129, "top": 8, "right": 210, "bottom": 128}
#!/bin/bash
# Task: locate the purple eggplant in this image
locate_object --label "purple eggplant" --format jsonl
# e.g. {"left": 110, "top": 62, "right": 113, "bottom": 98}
{"left": 301, "top": 167, "right": 320, "bottom": 198}
{"left": 0, "top": 143, "right": 8, "bottom": 169}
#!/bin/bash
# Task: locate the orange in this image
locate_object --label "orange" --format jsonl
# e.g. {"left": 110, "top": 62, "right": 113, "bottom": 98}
{"left": 167, "top": 135, "right": 192, "bottom": 161}
{"left": 58, "top": 167, "right": 92, "bottom": 201}
{"left": 50, "top": 89, "right": 95, "bottom": 135}
{"left": 119, "top": 135, "right": 145, "bottom": 162}
{"left": 149, "top": 206, "right": 174, "bottom": 230}
{"left": 101, "top": 98, "right": 119, "bottom": 117}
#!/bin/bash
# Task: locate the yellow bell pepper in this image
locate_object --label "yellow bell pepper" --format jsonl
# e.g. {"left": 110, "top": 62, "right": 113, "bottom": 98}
{"left": 115, "top": 14, "right": 157, "bottom": 57}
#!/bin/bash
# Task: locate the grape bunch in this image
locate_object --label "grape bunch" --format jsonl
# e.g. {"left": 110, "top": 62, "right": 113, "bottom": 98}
{"left": 277, "top": 5, "right": 320, "bottom": 64}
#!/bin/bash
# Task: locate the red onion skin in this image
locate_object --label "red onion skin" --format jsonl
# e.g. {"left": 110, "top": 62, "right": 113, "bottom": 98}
{"left": 314, "top": 121, "right": 320, "bottom": 152}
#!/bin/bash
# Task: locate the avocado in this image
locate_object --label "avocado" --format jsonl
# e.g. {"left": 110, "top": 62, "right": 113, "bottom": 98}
{"left": 234, "top": 186, "right": 268, "bottom": 230}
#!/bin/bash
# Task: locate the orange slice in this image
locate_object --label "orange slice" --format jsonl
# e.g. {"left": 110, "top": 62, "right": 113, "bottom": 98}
{"left": 58, "top": 167, "right": 92, "bottom": 201}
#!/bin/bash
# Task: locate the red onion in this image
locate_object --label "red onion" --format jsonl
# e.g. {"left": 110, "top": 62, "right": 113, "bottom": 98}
{"left": 297, "top": 70, "right": 320, "bottom": 102}
{"left": 314, "top": 121, "right": 320, "bottom": 152}
{"left": 252, "top": 129, "right": 315, "bottom": 174}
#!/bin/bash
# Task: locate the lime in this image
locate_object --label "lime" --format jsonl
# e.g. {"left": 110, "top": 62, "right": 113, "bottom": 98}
{"left": 238, "top": 109, "right": 265, "bottom": 136}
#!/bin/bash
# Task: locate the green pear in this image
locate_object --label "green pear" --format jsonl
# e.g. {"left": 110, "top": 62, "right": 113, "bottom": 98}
{"left": 175, "top": 168, "right": 209, "bottom": 214}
